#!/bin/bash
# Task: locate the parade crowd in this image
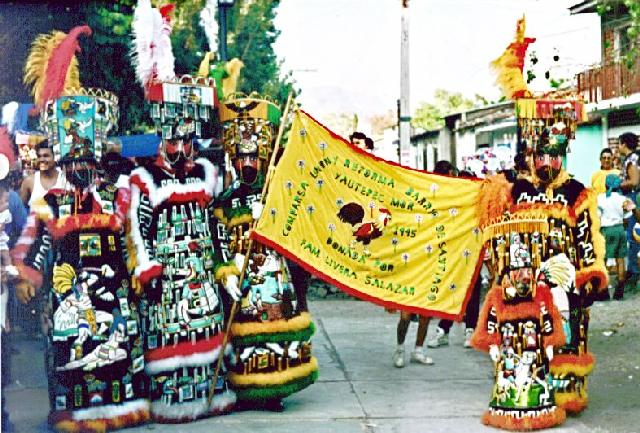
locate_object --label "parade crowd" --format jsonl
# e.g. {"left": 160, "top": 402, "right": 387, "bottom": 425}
{"left": 0, "top": 11, "right": 634, "bottom": 433}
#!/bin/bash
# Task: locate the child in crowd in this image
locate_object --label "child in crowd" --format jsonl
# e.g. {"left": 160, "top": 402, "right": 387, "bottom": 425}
{"left": 597, "top": 174, "right": 634, "bottom": 300}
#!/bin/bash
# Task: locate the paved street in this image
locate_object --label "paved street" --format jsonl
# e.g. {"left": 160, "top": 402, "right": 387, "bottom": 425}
{"left": 5, "top": 295, "right": 640, "bottom": 433}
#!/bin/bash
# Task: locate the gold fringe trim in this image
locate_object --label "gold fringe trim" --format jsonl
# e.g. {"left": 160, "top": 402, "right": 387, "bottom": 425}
{"left": 197, "top": 52, "right": 212, "bottom": 78}
{"left": 482, "top": 211, "right": 549, "bottom": 242}
{"left": 550, "top": 362, "right": 594, "bottom": 377}
{"left": 214, "top": 263, "right": 241, "bottom": 282}
{"left": 226, "top": 213, "right": 253, "bottom": 230}
{"left": 229, "top": 357, "right": 318, "bottom": 387}
{"left": 231, "top": 312, "right": 312, "bottom": 336}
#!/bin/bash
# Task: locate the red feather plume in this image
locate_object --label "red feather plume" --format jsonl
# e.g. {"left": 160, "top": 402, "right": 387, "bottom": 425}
{"left": 0, "top": 126, "right": 16, "bottom": 166}
{"left": 40, "top": 25, "right": 92, "bottom": 106}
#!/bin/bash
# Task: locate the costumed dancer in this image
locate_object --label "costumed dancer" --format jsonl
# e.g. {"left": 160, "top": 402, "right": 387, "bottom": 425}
{"left": 129, "top": 1, "right": 236, "bottom": 420}
{"left": 486, "top": 16, "right": 607, "bottom": 416}
{"left": 13, "top": 26, "right": 149, "bottom": 432}
{"left": 128, "top": 74, "right": 238, "bottom": 421}
{"left": 471, "top": 123, "right": 607, "bottom": 430}
{"left": 526, "top": 121, "right": 606, "bottom": 414}
{"left": 214, "top": 96, "right": 318, "bottom": 410}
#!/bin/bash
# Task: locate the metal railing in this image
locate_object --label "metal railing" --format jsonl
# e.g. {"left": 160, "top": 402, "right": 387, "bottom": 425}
{"left": 577, "top": 59, "right": 640, "bottom": 103}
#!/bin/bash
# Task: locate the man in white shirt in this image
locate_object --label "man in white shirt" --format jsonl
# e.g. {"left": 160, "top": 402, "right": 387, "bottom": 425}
{"left": 19, "top": 140, "right": 66, "bottom": 209}
{"left": 597, "top": 173, "right": 634, "bottom": 300}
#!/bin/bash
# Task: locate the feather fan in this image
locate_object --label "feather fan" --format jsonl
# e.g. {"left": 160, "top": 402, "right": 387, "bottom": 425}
{"left": 24, "top": 26, "right": 91, "bottom": 107}
{"left": 478, "top": 173, "right": 513, "bottom": 229}
{"left": 131, "top": 0, "right": 175, "bottom": 91}
{"left": 156, "top": 4, "right": 176, "bottom": 82}
{"left": 540, "top": 253, "right": 576, "bottom": 293}
{"left": 199, "top": 0, "right": 219, "bottom": 56}
{"left": 490, "top": 16, "right": 535, "bottom": 100}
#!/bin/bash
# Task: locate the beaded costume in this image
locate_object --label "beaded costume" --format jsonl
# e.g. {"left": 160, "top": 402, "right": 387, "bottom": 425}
{"left": 214, "top": 96, "right": 318, "bottom": 405}
{"left": 472, "top": 112, "right": 607, "bottom": 430}
{"left": 14, "top": 26, "right": 149, "bottom": 433}
{"left": 128, "top": 76, "right": 236, "bottom": 422}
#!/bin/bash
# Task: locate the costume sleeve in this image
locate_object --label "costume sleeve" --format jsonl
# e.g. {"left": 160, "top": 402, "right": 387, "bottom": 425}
{"left": 128, "top": 180, "right": 162, "bottom": 285}
{"left": 10, "top": 208, "right": 50, "bottom": 289}
{"left": 115, "top": 174, "right": 131, "bottom": 223}
{"left": 470, "top": 285, "right": 501, "bottom": 352}
{"left": 573, "top": 188, "right": 608, "bottom": 293}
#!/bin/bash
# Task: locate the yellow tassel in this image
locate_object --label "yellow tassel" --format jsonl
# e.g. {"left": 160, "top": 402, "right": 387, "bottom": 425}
{"left": 197, "top": 52, "right": 212, "bottom": 77}
{"left": 231, "top": 312, "right": 313, "bottom": 336}
{"left": 222, "top": 58, "right": 244, "bottom": 100}
{"left": 230, "top": 357, "right": 318, "bottom": 387}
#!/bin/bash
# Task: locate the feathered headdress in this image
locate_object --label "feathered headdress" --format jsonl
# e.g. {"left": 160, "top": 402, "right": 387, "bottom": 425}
{"left": 131, "top": 0, "right": 176, "bottom": 93}
{"left": 491, "top": 16, "right": 535, "bottom": 100}
{"left": 199, "top": 0, "right": 219, "bottom": 58}
{"left": 23, "top": 26, "right": 92, "bottom": 108}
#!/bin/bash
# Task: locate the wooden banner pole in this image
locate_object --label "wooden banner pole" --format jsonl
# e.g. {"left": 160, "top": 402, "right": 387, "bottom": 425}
{"left": 207, "top": 90, "right": 295, "bottom": 406}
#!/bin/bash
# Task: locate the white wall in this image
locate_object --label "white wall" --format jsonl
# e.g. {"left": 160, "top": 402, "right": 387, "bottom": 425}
{"left": 608, "top": 124, "right": 640, "bottom": 138}
{"left": 455, "top": 129, "right": 477, "bottom": 170}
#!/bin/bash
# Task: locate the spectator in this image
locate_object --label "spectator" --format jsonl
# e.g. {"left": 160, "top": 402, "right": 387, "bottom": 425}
{"left": 591, "top": 148, "right": 620, "bottom": 194}
{"left": 349, "top": 131, "right": 374, "bottom": 151}
{"left": 19, "top": 140, "right": 66, "bottom": 209}
{"left": 393, "top": 160, "right": 457, "bottom": 365}
{"left": 427, "top": 169, "right": 481, "bottom": 349}
{"left": 618, "top": 132, "right": 640, "bottom": 285}
{"left": 597, "top": 174, "right": 634, "bottom": 300}
{"left": 433, "top": 159, "right": 456, "bottom": 176}
{"left": 0, "top": 171, "right": 26, "bottom": 433}
{"left": 392, "top": 311, "right": 433, "bottom": 367}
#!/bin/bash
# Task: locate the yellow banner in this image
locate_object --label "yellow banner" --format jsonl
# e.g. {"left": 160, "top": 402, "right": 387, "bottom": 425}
{"left": 253, "top": 111, "right": 484, "bottom": 319}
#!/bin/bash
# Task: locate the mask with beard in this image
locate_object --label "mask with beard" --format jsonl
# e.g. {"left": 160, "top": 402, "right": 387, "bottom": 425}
{"left": 162, "top": 138, "right": 193, "bottom": 169}
{"left": 234, "top": 155, "right": 259, "bottom": 184}
{"left": 65, "top": 161, "right": 95, "bottom": 189}
{"left": 534, "top": 153, "right": 563, "bottom": 183}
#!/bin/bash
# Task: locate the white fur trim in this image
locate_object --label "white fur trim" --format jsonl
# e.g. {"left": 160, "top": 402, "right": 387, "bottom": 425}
{"left": 72, "top": 398, "right": 149, "bottom": 421}
{"left": 151, "top": 389, "right": 236, "bottom": 421}
{"left": 116, "top": 174, "right": 130, "bottom": 190}
{"left": 145, "top": 343, "right": 233, "bottom": 375}
{"left": 135, "top": 259, "right": 162, "bottom": 280}
{"left": 130, "top": 159, "right": 217, "bottom": 208}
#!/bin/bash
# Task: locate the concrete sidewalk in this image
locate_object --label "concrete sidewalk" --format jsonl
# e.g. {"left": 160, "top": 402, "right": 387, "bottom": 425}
{"left": 5, "top": 298, "right": 640, "bottom": 433}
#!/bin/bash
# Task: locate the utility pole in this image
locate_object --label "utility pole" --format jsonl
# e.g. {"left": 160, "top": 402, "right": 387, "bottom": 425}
{"left": 218, "top": 0, "right": 235, "bottom": 62}
{"left": 399, "top": 0, "right": 411, "bottom": 167}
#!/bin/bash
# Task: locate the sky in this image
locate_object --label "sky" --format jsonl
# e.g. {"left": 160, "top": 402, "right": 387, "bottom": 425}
{"left": 273, "top": 0, "right": 601, "bottom": 120}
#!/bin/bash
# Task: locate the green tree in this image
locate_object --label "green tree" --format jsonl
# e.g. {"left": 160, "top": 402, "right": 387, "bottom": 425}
{"left": 598, "top": 0, "right": 640, "bottom": 68}
{"left": 79, "top": 1, "right": 150, "bottom": 134}
{"left": 411, "top": 89, "right": 475, "bottom": 131}
{"left": 227, "top": 0, "right": 295, "bottom": 105}
{"left": 74, "top": 0, "right": 293, "bottom": 134}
